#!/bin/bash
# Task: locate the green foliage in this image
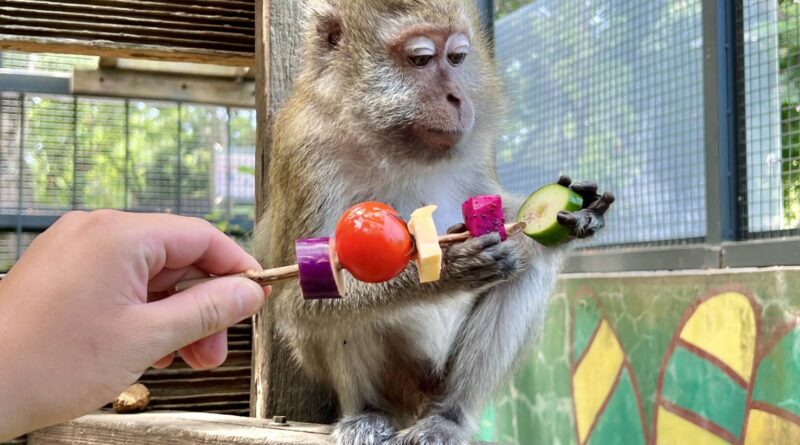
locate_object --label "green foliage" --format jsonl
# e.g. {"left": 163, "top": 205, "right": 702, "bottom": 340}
{"left": 779, "top": 1, "right": 800, "bottom": 226}
{"left": 19, "top": 95, "right": 256, "bottom": 236}
{"left": 496, "top": 0, "right": 534, "bottom": 19}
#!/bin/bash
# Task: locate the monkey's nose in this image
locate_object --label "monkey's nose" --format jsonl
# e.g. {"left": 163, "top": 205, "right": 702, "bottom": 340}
{"left": 446, "top": 93, "right": 462, "bottom": 109}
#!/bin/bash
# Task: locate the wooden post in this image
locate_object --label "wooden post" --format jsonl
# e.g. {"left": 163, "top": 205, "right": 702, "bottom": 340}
{"left": 251, "top": 0, "right": 338, "bottom": 424}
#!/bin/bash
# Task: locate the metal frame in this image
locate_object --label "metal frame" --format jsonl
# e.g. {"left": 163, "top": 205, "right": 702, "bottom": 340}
{"left": 0, "top": 70, "right": 70, "bottom": 95}
{"left": 476, "top": 0, "right": 495, "bottom": 40}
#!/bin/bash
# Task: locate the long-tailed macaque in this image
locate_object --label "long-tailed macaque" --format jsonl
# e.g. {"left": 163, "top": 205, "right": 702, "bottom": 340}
{"left": 254, "top": 1, "right": 614, "bottom": 444}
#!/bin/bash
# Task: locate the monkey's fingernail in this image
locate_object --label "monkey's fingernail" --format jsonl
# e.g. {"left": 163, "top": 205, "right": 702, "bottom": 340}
{"left": 557, "top": 176, "right": 572, "bottom": 186}
{"left": 557, "top": 212, "right": 577, "bottom": 226}
{"left": 447, "top": 223, "right": 467, "bottom": 234}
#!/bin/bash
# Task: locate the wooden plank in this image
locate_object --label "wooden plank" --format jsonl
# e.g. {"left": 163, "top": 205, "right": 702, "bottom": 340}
{"left": 27, "top": 412, "right": 500, "bottom": 444}
{"left": 0, "top": 7, "right": 254, "bottom": 34}
{"left": 0, "top": 25, "right": 252, "bottom": 52}
{"left": 5, "top": 1, "right": 255, "bottom": 26}
{"left": 0, "top": 36, "right": 254, "bottom": 67}
{"left": 35, "top": 0, "right": 254, "bottom": 18}
{"left": 72, "top": 69, "right": 256, "bottom": 107}
{"left": 0, "top": 15, "right": 253, "bottom": 45}
{"left": 28, "top": 412, "right": 335, "bottom": 445}
{"left": 251, "top": 0, "right": 337, "bottom": 424}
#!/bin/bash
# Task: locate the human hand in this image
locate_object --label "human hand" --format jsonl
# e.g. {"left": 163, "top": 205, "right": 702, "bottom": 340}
{"left": 0, "top": 211, "right": 268, "bottom": 440}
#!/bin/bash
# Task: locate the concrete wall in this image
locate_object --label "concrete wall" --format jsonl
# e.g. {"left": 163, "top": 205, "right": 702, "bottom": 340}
{"left": 476, "top": 267, "right": 800, "bottom": 445}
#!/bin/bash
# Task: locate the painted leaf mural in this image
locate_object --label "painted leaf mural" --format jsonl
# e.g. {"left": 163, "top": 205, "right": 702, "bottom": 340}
{"left": 653, "top": 292, "right": 757, "bottom": 445}
{"left": 570, "top": 293, "right": 646, "bottom": 445}
{"left": 481, "top": 272, "right": 800, "bottom": 445}
{"left": 744, "top": 323, "right": 800, "bottom": 444}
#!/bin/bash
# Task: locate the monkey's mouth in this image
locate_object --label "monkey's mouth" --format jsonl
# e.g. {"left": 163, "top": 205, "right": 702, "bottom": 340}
{"left": 413, "top": 126, "right": 465, "bottom": 150}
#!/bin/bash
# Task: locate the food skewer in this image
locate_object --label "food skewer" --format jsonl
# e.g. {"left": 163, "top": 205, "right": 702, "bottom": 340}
{"left": 175, "top": 222, "right": 526, "bottom": 292}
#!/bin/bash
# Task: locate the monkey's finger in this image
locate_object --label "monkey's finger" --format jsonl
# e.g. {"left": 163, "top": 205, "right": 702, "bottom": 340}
{"left": 574, "top": 212, "right": 605, "bottom": 238}
{"left": 445, "top": 235, "right": 495, "bottom": 259}
{"left": 447, "top": 223, "right": 467, "bottom": 234}
{"left": 570, "top": 182, "right": 599, "bottom": 199}
{"left": 588, "top": 192, "right": 616, "bottom": 215}
{"left": 557, "top": 176, "right": 572, "bottom": 187}
{"left": 557, "top": 211, "right": 579, "bottom": 228}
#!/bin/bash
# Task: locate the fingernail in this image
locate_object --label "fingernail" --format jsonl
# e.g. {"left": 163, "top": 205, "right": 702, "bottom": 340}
{"left": 235, "top": 279, "right": 266, "bottom": 316}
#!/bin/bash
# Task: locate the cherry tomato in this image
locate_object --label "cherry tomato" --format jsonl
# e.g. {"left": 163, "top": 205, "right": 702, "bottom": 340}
{"left": 334, "top": 202, "right": 414, "bottom": 283}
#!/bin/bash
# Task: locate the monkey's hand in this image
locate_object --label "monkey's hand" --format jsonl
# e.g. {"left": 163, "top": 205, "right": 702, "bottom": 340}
{"left": 440, "top": 227, "right": 524, "bottom": 289}
{"left": 555, "top": 176, "right": 615, "bottom": 240}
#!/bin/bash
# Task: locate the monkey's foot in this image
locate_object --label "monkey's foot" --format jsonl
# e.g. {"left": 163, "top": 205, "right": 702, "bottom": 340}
{"left": 388, "top": 415, "right": 468, "bottom": 445}
{"left": 332, "top": 412, "right": 396, "bottom": 445}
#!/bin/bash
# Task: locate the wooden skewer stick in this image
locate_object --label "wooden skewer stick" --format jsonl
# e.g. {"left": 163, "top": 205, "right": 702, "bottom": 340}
{"left": 175, "top": 222, "right": 526, "bottom": 292}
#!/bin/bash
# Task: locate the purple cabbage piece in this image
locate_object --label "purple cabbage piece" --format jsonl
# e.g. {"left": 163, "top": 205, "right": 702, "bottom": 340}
{"left": 295, "top": 237, "right": 342, "bottom": 300}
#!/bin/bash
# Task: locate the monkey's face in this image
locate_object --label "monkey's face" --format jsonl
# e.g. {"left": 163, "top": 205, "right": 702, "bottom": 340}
{"left": 391, "top": 29, "right": 476, "bottom": 152}
{"left": 303, "top": 1, "right": 495, "bottom": 160}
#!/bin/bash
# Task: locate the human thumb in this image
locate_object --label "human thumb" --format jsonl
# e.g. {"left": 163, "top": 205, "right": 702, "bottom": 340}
{"left": 142, "top": 277, "right": 267, "bottom": 355}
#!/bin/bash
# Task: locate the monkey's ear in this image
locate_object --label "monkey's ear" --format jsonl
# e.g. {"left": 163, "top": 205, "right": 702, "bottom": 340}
{"left": 316, "top": 14, "right": 343, "bottom": 50}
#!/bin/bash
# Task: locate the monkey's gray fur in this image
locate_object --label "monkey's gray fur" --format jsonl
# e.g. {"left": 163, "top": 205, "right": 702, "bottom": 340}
{"left": 253, "top": 1, "right": 613, "bottom": 444}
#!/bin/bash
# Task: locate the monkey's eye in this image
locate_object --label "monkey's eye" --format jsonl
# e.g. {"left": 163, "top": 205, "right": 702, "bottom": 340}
{"left": 406, "top": 36, "right": 436, "bottom": 68}
{"left": 448, "top": 53, "right": 467, "bottom": 66}
{"left": 410, "top": 54, "right": 434, "bottom": 67}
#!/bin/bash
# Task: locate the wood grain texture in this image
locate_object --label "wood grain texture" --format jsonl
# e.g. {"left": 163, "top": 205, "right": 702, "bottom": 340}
{"left": 252, "top": 0, "right": 339, "bottom": 425}
{"left": 0, "top": 0, "right": 255, "bottom": 66}
{"left": 72, "top": 69, "right": 256, "bottom": 108}
{"left": 137, "top": 322, "right": 253, "bottom": 417}
{"left": 27, "top": 413, "right": 500, "bottom": 444}
{"left": 28, "top": 412, "right": 334, "bottom": 445}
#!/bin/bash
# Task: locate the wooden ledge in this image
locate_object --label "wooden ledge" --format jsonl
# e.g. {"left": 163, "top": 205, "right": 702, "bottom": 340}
{"left": 29, "top": 412, "right": 334, "bottom": 445}
{"left": 28, "top": 412, "right": 499, "bottom": 444}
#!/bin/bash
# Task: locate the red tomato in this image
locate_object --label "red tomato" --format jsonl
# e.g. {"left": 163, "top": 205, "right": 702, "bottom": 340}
{"left": 334, "top": 202, "right": 414, "bottom": 283}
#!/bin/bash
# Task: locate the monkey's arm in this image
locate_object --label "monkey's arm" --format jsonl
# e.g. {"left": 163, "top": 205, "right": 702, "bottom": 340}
{"left": 274, "top": 230, "right": 522, "bottom": 323}
{"left": 391, "top": 185, "right": 614, "bottom": 443}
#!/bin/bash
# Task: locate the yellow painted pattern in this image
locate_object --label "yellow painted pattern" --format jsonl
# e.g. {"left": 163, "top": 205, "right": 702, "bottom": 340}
{"left": 572, "top": 320, "right": 624, "bottom": 443}
{"left": 744, "top": 409, "right": 800, "bottom": 445}
{"left": 656, "top": 407, "right": 731, "bottom": 445}
{"left": 679, "top": 292, "right": 756, "bottom": 382}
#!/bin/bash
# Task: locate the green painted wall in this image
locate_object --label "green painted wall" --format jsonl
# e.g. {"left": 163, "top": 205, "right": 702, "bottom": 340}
{"left": 477, "top": 268, "right": 800, "bottom": 445}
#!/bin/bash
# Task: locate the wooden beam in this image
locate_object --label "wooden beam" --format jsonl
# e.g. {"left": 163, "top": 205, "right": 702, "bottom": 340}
{"left": 0, "top": 36, "right": 254, "bottom": 68}
{"left": 28, "top": 412, "right": 499, "bottom": 444}
{"left": 251, "top": 0, "right": 338, "bottom": 424}
{"left": 28, "top": 412, "right": 335, "bottom": 445}
{"left": 72, "top": 69, "right": 256, "bottom": 108}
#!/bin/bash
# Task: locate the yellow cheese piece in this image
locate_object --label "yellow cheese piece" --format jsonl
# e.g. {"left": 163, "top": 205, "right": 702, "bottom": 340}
{"left": 408, "top": 205, "right": 443, "bottom": 283}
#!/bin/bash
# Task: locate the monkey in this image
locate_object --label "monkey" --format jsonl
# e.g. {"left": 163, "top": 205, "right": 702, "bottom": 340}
{"left": 253, "top": 1, "right": 614, "bottom": 444}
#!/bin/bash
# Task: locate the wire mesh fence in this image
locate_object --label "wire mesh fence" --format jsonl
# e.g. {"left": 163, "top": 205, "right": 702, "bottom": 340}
{"left": 737, "top": 0, "right": 800, "bottom": 239}
{"left": 494, "top": 0, "right": 707, "bottom": 247}
{"left": 0, "top": 51, "right": 98, "bottom": 73}
{"left": 0, "top": 91, "right": 256, "bottom": 272}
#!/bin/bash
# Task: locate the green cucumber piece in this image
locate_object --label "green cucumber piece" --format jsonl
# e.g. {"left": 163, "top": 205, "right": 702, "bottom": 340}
{"left": 517, "top": 184, "right": 584, "bottom": 246}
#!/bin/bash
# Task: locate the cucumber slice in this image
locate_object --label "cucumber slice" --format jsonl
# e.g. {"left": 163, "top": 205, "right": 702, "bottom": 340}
{"left": 518, "top": 184, "right": 584, "bottom": 246}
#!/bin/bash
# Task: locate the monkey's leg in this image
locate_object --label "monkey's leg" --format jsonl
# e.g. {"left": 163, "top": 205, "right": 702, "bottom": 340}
{"left": 333, "top": 411, "right": 396, "bottom": 445}
{"left": 390, "top": 245, "right": 562, "bottom": 445}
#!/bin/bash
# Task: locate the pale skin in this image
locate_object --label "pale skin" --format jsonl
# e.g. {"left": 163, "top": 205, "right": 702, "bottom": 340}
{"left": 0, "top": 211, "right": 269, "bottom": 441}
